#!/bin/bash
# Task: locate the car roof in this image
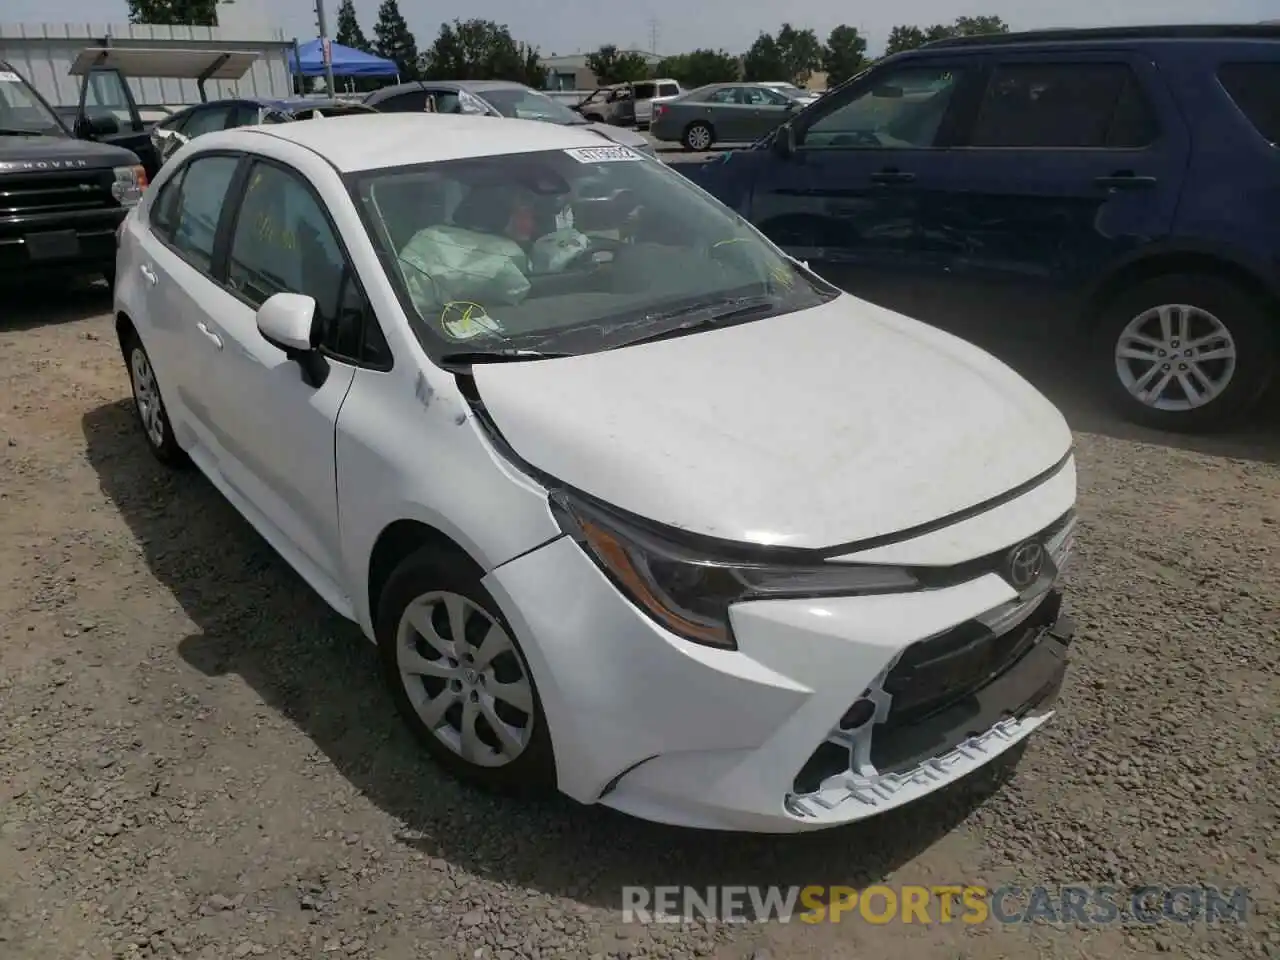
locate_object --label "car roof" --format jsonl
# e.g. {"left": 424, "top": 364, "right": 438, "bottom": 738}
{"left": 220, "top": 112, "right": 617, "bottom": 172}
{"left": 923, "top": 23, "right": 1280, "bottom": 50}
{"left": 366, "top": 79, "right": 535, "bottom": 100}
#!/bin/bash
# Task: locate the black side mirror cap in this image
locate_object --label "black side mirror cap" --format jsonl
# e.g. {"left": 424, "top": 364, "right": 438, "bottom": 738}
{"left": 772, "top": 122, "right": 796, "bottom": 158}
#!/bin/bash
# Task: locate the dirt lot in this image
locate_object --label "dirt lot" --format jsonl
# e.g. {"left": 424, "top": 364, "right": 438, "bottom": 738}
{"left": 1, "top": 285, "right": 1277, "bottom": 960}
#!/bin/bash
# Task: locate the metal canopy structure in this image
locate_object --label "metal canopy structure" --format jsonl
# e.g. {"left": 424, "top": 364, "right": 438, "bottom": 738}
{"left": 69, "top": 47, "right": 260, "bottom": 101}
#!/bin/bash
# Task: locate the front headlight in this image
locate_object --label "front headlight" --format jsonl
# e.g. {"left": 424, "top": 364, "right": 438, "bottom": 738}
{"left": 551, "top": 492, "right": 918, "bottom": 650}
{"left": 111, "top": 165, "right": 147, "bottom": 207}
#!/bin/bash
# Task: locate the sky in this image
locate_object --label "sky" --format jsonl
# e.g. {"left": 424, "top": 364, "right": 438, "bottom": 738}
{"left": 2, "top": 0, "right": 1274, "bottom": 60}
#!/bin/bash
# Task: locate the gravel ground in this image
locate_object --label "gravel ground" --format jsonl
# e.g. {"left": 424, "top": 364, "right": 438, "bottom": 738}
{"left": 1, "top": 285, "right": 1277, "bottom": 960}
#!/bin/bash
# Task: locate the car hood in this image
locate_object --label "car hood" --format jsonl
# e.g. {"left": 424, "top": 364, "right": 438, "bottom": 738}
{"left": 0, "top": 134, "right": 139, "bottom": 169}
{"left": 471, "top": 294, "right": 1072, "bottom": 550}
{"left": 579, "top": 122, "right": 650, "bottom": 149}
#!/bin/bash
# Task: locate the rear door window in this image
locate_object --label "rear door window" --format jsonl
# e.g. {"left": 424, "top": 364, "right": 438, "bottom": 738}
{"left": 182, "top": 105, "right": 235, "bottom": 138}
{"left": 1218, "top": 62, "right": 1280, "bottom": 145}
{"left": 633, "top": 82, "right": 656, "bottom": 100}
{"left": 377, "top": 91, "right": 428, "bottom": 112}
{"left": 167, "top": 155, "right": 240, "bottom": 273}
{"left": 968, "top": 62, "right": 1158, "bottom": 149}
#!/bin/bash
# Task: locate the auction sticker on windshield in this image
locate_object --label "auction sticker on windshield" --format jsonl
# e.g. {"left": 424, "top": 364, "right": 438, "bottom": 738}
{"left": 563, "top": 146, "right": 641, "bottom": 164}
{"left": 0, "top": 71, "right": 22, "bottom": 83}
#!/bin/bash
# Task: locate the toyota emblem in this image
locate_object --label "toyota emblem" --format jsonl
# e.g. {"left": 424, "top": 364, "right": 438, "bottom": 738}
{"left": 1006, "top": 540, "right": 1045, "bottom": 591}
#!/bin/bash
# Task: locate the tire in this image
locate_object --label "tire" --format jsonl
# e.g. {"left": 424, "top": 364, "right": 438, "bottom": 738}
{"left": 1093, "top": 273, "right": 1275, "bottom": 433}
{"left": 123, "top": 331, "right": 188, "bottom": 466}
{"left": 682, "top": 121, "right": 714, "bottom": 152}
{"left": 376, "top": 547, "right": 556, "bottom": 794}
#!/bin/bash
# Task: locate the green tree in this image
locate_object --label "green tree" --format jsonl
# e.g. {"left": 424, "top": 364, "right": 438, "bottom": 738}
{"left": 585, "top": 45, "right": 651, "bottom": 85}
{"left": 822, "top": 25, "right": 867, "bottom": 87}
{"left": 655, "top": 49, "right": 740, "bottom": 88}
{"left": 127, "top": 0, "right": 216, "bottom": 26}
{"left": 743, "top": 24, "right": 822, "bottom": 84}
{"left": 334, "top": 0, "right": 370, "bottom": 51}
{"left": 374, "top": 0, "right": 420, "bottom": 80}
{"left": 953, "top": 14, "right": 1010, "bottom": 36}
{"left": 421, "top": 19, "right": 544, "bottom": 86}
{"left": 742, "top": 33, "right": 784, "bottom": 82}
{"left": 884, "top": 24, "right": 927, "bottom": 55}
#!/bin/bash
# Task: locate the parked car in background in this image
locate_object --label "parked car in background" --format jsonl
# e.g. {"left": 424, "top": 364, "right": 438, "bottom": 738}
{"left": 150, "top": 97, "right": 377, "bottom": 168}
{"left": 364, "top": 80, "right": 654, "bottom": 155}
{"left": 758, "top": 81, "right": 821, "bottom": 106}
{"left": 650, "top": 82, "right": 802, "bottom": 150}
{"left": 630, "top": 78, "right": 683, "bottom": 128}
{"left": 681, "top": 24, "right": 1280, "bottom": 433}
{"left": 0, "top": 60, "right": 146, "bottom": 288}
{"left": 571, "top": 83, "right": 634, "bottom": 126}
{"left": 114, "top": 112, "right": 1078, "bottom": 833}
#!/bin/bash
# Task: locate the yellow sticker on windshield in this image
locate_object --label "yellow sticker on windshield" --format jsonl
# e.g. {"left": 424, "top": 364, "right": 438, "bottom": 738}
{"left": 440, "top": 301, "right": 501, "bottom": 341}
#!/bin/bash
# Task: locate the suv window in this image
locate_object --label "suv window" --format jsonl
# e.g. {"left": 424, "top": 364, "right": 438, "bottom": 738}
{"left": 802, "top": 64, "right": 967, "bottom": 149}
{"left": 1218, "top": 62, "right": 1280, "bottom": 145}
{"left": 228, "top": 162, "right": 389, "bottom": 366}
{"left": 633, "top": 82, "right": 656, "bottom": 99}
{"left": 168, "top": 155, "right": 239, "bottom": 272}
{"left": 969, "top": 62, "right": 1157, "bottom": 149}
{"left": 658, "top": 82, "right": 680, "bottom": 98}
{"left": 378, "top": 91, "right": 428, "bottom": 112}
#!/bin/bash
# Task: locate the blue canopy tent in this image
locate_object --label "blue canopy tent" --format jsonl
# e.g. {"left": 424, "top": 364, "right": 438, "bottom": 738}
{"left": 288, "top": 39, "right": 399, "bottom": 79}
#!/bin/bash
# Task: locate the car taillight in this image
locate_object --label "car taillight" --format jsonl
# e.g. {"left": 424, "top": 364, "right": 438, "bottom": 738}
{"left": 653, "top": 104, "right": 666, "bottom": 118}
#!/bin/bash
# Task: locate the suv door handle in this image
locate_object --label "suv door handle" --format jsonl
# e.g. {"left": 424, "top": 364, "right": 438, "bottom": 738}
{"left": 870, "top": 170, "right": 916, "bottom": 184}
{"left": 196, "top": 321, "right": 223, "bottom": 350}
{"left": 1095, "top": 174, "right": 1157, "bottom": 189}
{"left": 139, "top": 264, "right": 157, "bottom": 285}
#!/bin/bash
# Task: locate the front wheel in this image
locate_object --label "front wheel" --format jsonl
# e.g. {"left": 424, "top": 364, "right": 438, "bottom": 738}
{"left": 683, "top": 122, "right": 714, "bottom": 152}
{"left": 376, "top": 547, "right": 556, "bottom": 793}
{"left": 1093, "top": 274, "right": 1275, "bottom": 433}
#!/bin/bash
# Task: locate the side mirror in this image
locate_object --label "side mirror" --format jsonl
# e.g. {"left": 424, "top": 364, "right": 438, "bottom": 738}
{"left": 772, "top": 122, "right": 796, "bottom": 159}
{"left": 257, "top": 292, "right": 318, "bottom": 357}
{"left": 783, "top": 101, "right": 797, "bottom": 112}
{"left": 80, "top": 113, "right": 120, "bottom": 138}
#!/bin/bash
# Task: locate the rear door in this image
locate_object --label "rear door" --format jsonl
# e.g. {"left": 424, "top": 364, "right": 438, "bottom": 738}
{"left": 909, "top": 50, "right": 1189, "bottom": 329}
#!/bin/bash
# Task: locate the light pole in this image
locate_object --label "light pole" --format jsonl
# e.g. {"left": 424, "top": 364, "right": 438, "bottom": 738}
{"left": 314, "top": 0, "right": 336, "bottom": 97}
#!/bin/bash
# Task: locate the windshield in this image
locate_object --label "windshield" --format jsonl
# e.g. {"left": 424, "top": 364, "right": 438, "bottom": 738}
{"left": 349, "top": 145, "right": 834, "bottom": 359}
{"left": 0, "top": 68, "right": 67, "bottom": 137}
{"left": 479, "top": 88, "right": 586, "bottom": 125}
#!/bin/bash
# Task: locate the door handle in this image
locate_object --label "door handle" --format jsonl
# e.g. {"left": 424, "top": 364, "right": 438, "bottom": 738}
{"left": 196, "top": 321, "right": 223, "bottom": 350}
{"left": 870, "top": 170, "right": 916, "bottom": 184}
{"left": 139, "top": 264, "right": 157, "bottom": 285}
{"left": 1094, "top": 174, "right": 1157, "bottom": 189}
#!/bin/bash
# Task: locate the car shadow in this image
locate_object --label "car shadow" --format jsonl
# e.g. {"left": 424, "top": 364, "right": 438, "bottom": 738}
{"left": 0, "top": 278, "right": 112, "bottom": 334}
{"left": 82, "top": 397, "right": 1019, "bottom": 911}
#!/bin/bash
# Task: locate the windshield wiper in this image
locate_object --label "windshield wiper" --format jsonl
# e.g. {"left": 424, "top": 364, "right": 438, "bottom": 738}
{"left": 439, "top": 348, "right": 568, "bottom": 366}
{"left": 616, "top": 295, "right": 780, "bottom": 348}
{"left": 0, "top": 128, "right": 49, "bottom": 137}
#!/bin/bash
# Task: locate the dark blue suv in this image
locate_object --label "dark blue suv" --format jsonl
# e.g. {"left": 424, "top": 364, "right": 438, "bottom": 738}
{"left": 684, "top": 25, "right": 1280, "bottom": 433}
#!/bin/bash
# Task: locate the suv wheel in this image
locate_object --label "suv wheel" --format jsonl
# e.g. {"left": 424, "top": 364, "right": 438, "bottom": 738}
{"left": 376, "top": 547, "right": 555, "bottom": 793}
{"left": 683, "top": 122, "right": 714, "bottom": 151}
{"left": 1094, "top": 273, "right": 1275, "bottom": 433}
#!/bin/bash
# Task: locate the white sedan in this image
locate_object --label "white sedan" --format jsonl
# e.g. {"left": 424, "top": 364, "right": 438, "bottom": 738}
{"left": 113, "top": 113, "right": 1079, "bottom": 832}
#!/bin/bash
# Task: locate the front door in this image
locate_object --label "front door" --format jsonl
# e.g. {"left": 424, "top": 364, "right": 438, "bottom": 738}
{"left": 903, "top": 51, "right": 1190, "bottom": 332}
{"left": 745, "top": 58, "right": 985, "bottom": 316}
{"left": 187, "top": 158, "right": 365, "bottom": 586}
{"left": 738, "top": 85, "right": 797, "bottom": 141}
{"left": 76, "top": 68, "right": 157, "bottom": 173}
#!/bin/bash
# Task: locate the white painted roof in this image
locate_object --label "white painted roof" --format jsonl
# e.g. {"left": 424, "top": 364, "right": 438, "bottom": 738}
{"left": 69, "top": 46, "right": 258, "bottom": 80}
{"left": 239, "top": 113, "right": 619, "bottom": 172}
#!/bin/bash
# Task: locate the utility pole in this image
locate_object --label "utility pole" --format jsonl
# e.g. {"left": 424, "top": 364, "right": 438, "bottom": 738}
{"left": 314, "top": 0, "right": 336, "bottom": 97}
{"left": 648, "top": 18, "right": 659, "bottom": 55}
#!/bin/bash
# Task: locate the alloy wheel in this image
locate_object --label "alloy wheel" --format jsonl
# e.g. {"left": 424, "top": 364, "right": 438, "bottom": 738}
{"left": 395, "top": 590, "right": 535, "bottom": 768}
{"left": 130, "top": 346, "right": 167, "bottom": 448}
{"left": 687, "top": 124, "right": 711, "bottom": 150}
{"left": 1114, "top": 303, "right": 1237, "bottom": 412}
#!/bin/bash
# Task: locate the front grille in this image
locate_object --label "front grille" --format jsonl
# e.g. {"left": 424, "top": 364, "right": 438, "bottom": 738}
{"left": 0, "top": 170, "right": 114, "bottom": 219}
{"left": 878, "top": 589, "right": 1060, "bottom": 730}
